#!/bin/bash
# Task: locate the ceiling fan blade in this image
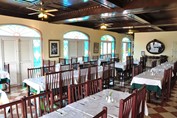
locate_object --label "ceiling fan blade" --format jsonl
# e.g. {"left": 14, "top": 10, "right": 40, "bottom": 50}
{"left": 46, "top": 13, "right": 55, "bottom": 17}
{"left": 45, "top": 9, "right": 58, "bottom": 13}
{"left": 26, "top": 7, "right": 39, "bottom": 12}
{"left": 28, "top": 12, "right": 39, "bottom": 15}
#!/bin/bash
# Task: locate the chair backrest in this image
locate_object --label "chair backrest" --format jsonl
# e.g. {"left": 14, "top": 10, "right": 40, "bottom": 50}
{"left": 42, "top": 65, "right": 55, "bottom": 75}
{"left": 109, "top": 62, "right": 115, "bottom": 78}
{"left": 119, "top": 93, "right": 136, "bottom": 118}
{"left": 60, "top": 69, "right": 74, "bottom": 86}
{"left": 68, "top": 81, "right": 88, "bottom": 104}
{"left": 83, "top": 56, "right": 89, "bottom": 62}
{"left": 0, "top": 99, "right": 24, "bottom": 118}
{"left": 27, "top": 67, "right": 42, "bottom": 78}
{"left": 88, "top": 78, "right": 102, "bottom": 95}
{"left": 102, "top": 64, "right": 110, "bottom": 88}
{"left": 60, "top": 64, "right": 71, "bottom": 71}
{"left": 71, "top": 62, "right": 80, "bottom": 70}
{"left": 78, "top": 67, "right": 89, "bottom": 83}
{"left": 93, "top": 106, "right": 107, "bottom": 118}
{"left": 151, "top": 60, "right": 157, "bottom": 68}
{"left": 132, "top": 65, "right": 139, "bottom": 77}
{"left": 88, "top": 65, "right": 98, "bottom": 80}
{"left": 134, "top": 85, "right": 146, "bottom": 118}
{"left": 4, "top": 63, "right": 10, "bottom": 73}
{"left": 23, "top": 91, "right": 53, "bottom": 118}
{"left": 43, "top": 60, "right": 50, "bottom": 66}
{"left": 49, "top": 60, "right": 56, "bottom": 66}
{"left": 71, "top": 57, "right": 77, "bottom": 64}
{"left": 45, "top": 71, "right": 63, "bottom": 109}
{"left": 59, "top": 58, "right": 65, "bottom": 65}
{"left": 92, "top": 55, "right": 99, "bottom": 60}
{"left": 90, "top": 60, "right": 98, "bottom": 65}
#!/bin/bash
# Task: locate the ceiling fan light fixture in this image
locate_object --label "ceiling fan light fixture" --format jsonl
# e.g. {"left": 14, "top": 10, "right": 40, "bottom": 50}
{"left": 38, "top": 12, "right": 47, "bottom": 19}
{"left": 100, "top": 25, "right": 107, "bottom": 30}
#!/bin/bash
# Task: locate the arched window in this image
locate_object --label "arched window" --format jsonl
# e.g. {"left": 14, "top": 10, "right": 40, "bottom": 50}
{"left": 63, "top": 31, "right": 89, "bottom": 59}
{"left": 0, "top": 24, "right": 41, "bottom": 67}
{"left": 100, "top": 35, "right": 115, "bottom": 56}
{"left": 122, "top": 37, "right": 132, "bottom": 62}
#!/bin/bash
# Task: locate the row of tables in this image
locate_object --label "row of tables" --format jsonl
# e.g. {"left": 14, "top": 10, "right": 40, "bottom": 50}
{"left": 41, "top": 89, "right": 148, "bottom": 118}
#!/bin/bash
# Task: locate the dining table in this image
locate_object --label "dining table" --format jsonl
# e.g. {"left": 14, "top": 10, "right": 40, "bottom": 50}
{"left": 0, "top": 89, "right": 10, "bottom": 115}
{"left": 131, "top": 62, "right": 174, "bottom": 94}
{"left": 41, "top": 89, "right": 148, "bottom": 118}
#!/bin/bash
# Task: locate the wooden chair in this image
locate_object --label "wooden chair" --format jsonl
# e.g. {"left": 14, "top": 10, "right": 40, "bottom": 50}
{"left": 102, "top": 64, "right": 110, "bottom": 89}
{"left": 109, "top": 62, "right": 116, "bottom": 87}
{"left": 46, "top": 70, "right": 74, "bottom": 108}
{"left": 49, "top": 60, "right": 56, "bottom": 66}
{"left": 45, "top": 71, "right": 62, "bottom": 109}
{"left": 60, "top": 64, "right": 71, "bottom": 71}
{"left": 83, "top": 56, "right": 89, "bottom": 62}
{"left": 88, "top": 78, "right": 102, "bottom": 95}
{"left": 88, "top": 65, "right": 98, "bottom": 80}
{"left": 171, "top": 61, "right": 177, "bottom": 88}
{"left": 90, "top": 60, "right": 98, "bottom": 65}
{"left": 71, "top": 57, "right": 77, "bottom": 64}
{"left": 60, "top": 69, "right": 74, "bottom": 107}
{"left": 42, "top": 65, "right": 55, "bottom": 75}
{"left": 78, "top": 67, "right": 89, "bottom": 83}
{"left": 27, "top": 67, "right": 42, "bottom": 78}
{"left": 43, "top": 59, "right": 50, "bottom": 66}
{"left": 23, "top": 91, "right": 53, "bottom": 118}
{"left": 134, "top": 85, "right": 146, "bottom": 118}
{"left": 3, "top": 63, "right": 10, "bottom": 93}
{"left": 71, "top": 62, "right": 80, "bottom": 70}
{"left": 0, "top": 99, "right": 25, "bottom": 118}
{"left": 93, "top": 106, "right": 107, "bottom": 118}
{"left": 132, "top": 65, "right": 139, "bottom": 77}
{"left": 92, "top": 55, "right": 99, "bottom": 60}
{"left": 151, "top": 60, "right": 157, "bottom": 68}
{"left": 158, "top": 68, "right": 172, "bottom": 104}
{"left": 119, "top": 93, "right": 136, "bottom": 118}
{"left": 59, "top": 57, "right": 65, "bottom": 65}
{"left": 68, "top": 81, "right": 88, "bottom": 104}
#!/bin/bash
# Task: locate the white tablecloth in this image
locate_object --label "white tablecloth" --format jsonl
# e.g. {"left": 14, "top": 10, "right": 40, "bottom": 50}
{"left": 0, "top": 90, "right": 10, "bottom": 114}
{"left": 115, "top": 62, "right": 126, "bottom": 70}
{"left": 0, "top": 70, "right": 10, "bottom": 79}
{"left": 131, "top": 71, "right": 164, "bottom": 89}
{"left": 41, "top": 89, "right": 148, "bottom": 118}
{"left": 151, "top": 62, "right": 173, "bottom": 72}
{"left": 23, "top": 66, "right": 103, "bottom": 94}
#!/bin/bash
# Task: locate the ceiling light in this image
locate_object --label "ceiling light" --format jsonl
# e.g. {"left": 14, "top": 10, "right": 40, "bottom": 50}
{"left": 100, "top": 25, "right": 107, "bottom": 30}
{"left": 38, "top": 12, "right": 47, "bottom": 19}
{"left": 128, "top": 29, "right": 134, "bottom": 34}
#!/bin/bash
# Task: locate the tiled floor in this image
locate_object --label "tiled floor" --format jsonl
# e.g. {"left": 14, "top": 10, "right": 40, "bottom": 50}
{"left": 3, "top": 80, "right": 177, "bottom": 118}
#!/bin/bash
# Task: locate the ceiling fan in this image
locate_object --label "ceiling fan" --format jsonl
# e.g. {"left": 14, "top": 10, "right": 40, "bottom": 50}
{"left": 26, "top": 2, "right": 58, "bottom": 19}
{"left": 98, "top": 23, "right": 113, "bottom": 30}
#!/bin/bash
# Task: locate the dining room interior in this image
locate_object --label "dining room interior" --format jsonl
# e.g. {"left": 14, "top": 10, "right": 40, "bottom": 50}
{"left": 1, "top": 0, "right": 177, "bottom": 118}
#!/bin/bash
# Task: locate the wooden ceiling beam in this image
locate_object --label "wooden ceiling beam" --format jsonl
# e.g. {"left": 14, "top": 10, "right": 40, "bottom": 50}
{"left": 49, "top": 6, "right": 123, "bottom": 22}
{"left": 124, "top": 0, "right": 177, "bottom": 9}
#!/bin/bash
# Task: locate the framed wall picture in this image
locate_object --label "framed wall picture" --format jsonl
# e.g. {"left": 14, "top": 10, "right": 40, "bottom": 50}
{"left": 93, "top": 42, "right": 99, "bottom": 53}
{"left": 49, "top": 40, "right": 60, "bottom": 58}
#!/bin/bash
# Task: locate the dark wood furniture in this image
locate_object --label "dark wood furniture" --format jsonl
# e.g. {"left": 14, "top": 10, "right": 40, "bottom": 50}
{"left": 93, "top": 106, "right": 107, "bottom": 118}
{"left": 68, "top": 81, "right": 88, "bottom": 104}
{"left": 119, "top": 93, "right": 136, "bottom": 118}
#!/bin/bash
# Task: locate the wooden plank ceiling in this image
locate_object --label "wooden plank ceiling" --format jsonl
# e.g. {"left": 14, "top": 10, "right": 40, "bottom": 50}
{"left": 0, "top": 0, "right": 177, "bottom": 34}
